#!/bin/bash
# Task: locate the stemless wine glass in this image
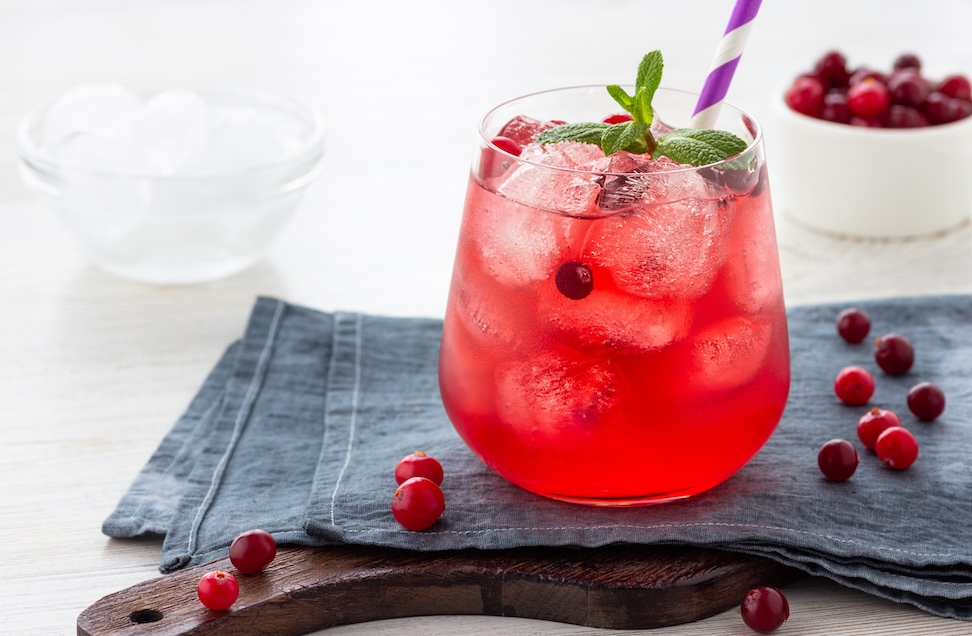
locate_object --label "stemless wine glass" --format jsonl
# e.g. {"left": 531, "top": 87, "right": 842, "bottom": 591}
{"left": 438, "top": 86, "right": 790, "bottom": 506}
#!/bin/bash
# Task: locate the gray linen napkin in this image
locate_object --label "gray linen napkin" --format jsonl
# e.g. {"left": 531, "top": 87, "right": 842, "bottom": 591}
{"left": 103, "top": 295, "right": 972, "bottom": 619}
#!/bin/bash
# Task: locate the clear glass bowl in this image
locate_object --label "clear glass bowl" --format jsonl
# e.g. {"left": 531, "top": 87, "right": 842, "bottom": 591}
{"left": 16, "top": 86, "right": 326, "bottom": 284}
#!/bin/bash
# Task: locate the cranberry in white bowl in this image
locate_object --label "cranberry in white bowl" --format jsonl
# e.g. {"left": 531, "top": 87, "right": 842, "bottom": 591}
{"left": 771, "top": 51, "right": 972, "bottom": 238}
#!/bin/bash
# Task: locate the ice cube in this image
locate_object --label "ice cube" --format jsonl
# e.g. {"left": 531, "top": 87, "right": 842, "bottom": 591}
{"left": 496, "top": 352, "right": 623, "bottom": 432}
{"left": 53, "top": 130, "right": 150, "bottom": 174}
{"left": 498, "top": 142, "right": 604, "bottom": 216}
{"left": 540, "top": 280, "right": 692, "bottom": 353}
{"left": 723, "top": 196, "right": 784, "bottom": 314}
{"left": 470, "top": 190, "right": 570, "bottom": 286}
{"left": 683, "top": 316, "right": 773, "bottom": 394}
{"left": 42, "top": 82, "right": 143, "bottom": 149}
{"left": 182, "top": 105, "right": 287, "bottom": 174}
{"left": 497, "top": 115, "right": 563, "bottom": 146}
{"left": 582, "top": 169, "right": 732, "bottom": 299}
{"left": 131, "top": 89, "right": 209, "bottom": 175}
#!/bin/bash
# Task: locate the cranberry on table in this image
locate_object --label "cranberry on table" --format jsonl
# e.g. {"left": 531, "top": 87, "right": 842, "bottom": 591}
{"left": 740, "top": 586, "right": 790, "bottom": 633}
{"left": 395, "top": 450, "right": 444, "bottom": 486}
{"left": 857, "top": 407, "right": 903, "bottom": 450}
{"left": 229, "top": 529, "right": 277, "bottom": 575}
{"left": 392, "top": 476, "right": 445, "bottom": 531}
{"left": 875, "top": 426, "right": 919, "bottom": 470}
{"left": 874, "top": 333, "right": 914, "bottom": 375}
{"left": 817, "top": 439, "right": 859, "bottom": 481}
{"left": 197, "top": 570, "right": 239, "bottom": 611}
{"left": 907, "top": 382, "right": 946, "bottom": 421}
{"left": 834, "top": 365, "right": 875, "bottom": 405}
{"left": 836, "top": 307, "right": 871, "bottom": 343}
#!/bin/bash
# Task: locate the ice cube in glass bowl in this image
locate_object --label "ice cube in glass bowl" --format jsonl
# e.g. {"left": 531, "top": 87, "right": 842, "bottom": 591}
{"left": 16, "top": 85, "right": 326, "bottom": 284}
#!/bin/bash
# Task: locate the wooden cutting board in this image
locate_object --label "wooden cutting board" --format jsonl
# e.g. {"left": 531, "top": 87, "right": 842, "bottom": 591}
{"left": 77, "top": 544, "right": 799, "bottom": 635}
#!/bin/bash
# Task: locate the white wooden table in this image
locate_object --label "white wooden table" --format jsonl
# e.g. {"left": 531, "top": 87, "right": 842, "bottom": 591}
{"left": 3, "top": 1, "right": 972, "bottom": 634}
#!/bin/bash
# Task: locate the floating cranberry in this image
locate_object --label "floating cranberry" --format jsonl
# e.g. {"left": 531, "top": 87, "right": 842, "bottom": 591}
{"left": 555, "top": 261, "right": 594, "bottom": 300}
{"left": 875, "top": 427, "right": 919, "bottom": 470}
{"left": 834, "top": 366, "right": 875, "bottom": 405}
{"left": 740, "top": 586, "right": 790, "bottom": 633}
{"left": 874, "top": 333, "right": 914, "bottom": 375}
{"left": 857, "top": 407, "right": 903, "bottom": 451}
{"left": 836, "top": 307, "right": 871, "bottom": 343}
{"left": 848, "top": 78, "right": 891, "bottom": 117}
{"left": 490, "top": 135, "right": 522, "bottom": 157}
{"left": 785, "top": 75, "right": 826, "bottom": 117}
{"left": 818, "top": 439, "right": 859, "bottom": 481}
{"left": 938, "top": 75, "right": 972, "bottom": 101}
{"left": 907, "top": 382, "right": 946, "bottom": 421}
{"left": 602, "top": 113, "right": 634, "bottom": 124}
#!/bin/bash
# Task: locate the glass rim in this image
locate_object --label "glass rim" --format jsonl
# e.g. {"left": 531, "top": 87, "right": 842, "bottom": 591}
{"left": 478, "top": 85, "right": 762, "bottom": 176}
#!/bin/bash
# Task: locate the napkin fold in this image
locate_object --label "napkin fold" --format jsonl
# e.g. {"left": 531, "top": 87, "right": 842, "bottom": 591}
{"left": 104, "top": 295, "right": 972, "bottom": 619}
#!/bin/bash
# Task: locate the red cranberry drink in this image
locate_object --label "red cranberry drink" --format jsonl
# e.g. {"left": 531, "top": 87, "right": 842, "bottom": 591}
{"left": 439, "top": 52, "right": 790, "bottom": 505}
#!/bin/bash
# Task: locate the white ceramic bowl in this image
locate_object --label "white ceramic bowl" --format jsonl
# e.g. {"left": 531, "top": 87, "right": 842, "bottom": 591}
{"left": 770, "top": 91, "right": 972, "bottom": 238}
{"left": 17, "top": 86, "right": 325, "bottom": 284}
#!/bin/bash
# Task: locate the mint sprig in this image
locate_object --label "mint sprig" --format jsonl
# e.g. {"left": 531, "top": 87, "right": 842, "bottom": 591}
{"left": 535, "top": 50, "right": 748, "bottom": 167}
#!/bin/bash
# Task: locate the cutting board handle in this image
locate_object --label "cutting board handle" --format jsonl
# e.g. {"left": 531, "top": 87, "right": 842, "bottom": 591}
{"left": 77, "top": 544, "right": 797, "bottom": 635}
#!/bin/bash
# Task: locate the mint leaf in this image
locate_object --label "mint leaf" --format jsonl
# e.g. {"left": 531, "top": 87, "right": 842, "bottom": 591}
{"left": 635, "top": 50, "right": 664, "bottom": 101}
{"left": 536, "top": 122, "right": 611, "bottom": 146}
{"left": 631, "top": 86, "right": 653, "bottom": 125}
{"left": 654, "top": 128, "right": 748, "bottom": 166}
{"left": 606, "top": 85, "right": 633, "bottom": 113}
{"left": 601, "top": 121, "right": 652, "bottom": 155}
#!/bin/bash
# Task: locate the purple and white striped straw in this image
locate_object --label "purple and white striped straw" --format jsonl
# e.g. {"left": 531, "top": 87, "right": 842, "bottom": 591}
{"left": 690, "top": 0, "right": 762, "bottom": 129}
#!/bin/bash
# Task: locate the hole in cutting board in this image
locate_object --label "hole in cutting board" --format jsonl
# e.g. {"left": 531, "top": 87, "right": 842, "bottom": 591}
{"left": 129, "top": 609, "right": 164, "bottom": 624}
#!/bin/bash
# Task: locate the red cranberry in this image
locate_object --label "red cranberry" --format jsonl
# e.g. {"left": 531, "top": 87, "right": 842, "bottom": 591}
{"left": 785, "top": 75, "right": 826, "bottom": 117}
{"left": 834, "top": 366, "right": 875, "bottom": 406}
{"left": 874, "top": 333, "right": 914, "bottom": 375}
{"left": 836, "top": 307, "right": 871, "bottom": 343}
{"left": 924, "top": 92, "right": 971, "bottom": 125}
{"left": 821, "top": 92, "right": 851, "bottom": 124}
{"left": 740, "top": 586, "right": 790, "bottom": 633}
{"left": 886, "top": 105, "right": 929, "bottom": 128}
{"left": 490, "top": 135, "right": 522, "bottom": 157}
{"left": 893, "top": 53, "right": 922, "bottom": 71}
{"left": 395, "top": 451, "right": 444, "bottom": 486}
{"left": 603, "top": 113, "right": 633, "bottom": 124}
{"left": 848, "top": 78, "right": 891, "bottom": 118}
{"left": 875, "top": 427, "right": 919, "bottom": 470}
{"left": 849, "top": 68, "right": 887, "bottom": 87}
{"left": 818, "top": 439, "right": 859, "bottom": 481}
{"left": 555, "top": 261, "right": 594, "bottom": 300}
{"left": 888, "top": 69, "right": 930, "bottom": 107}
{"left": 907, "top": 382, "right": 946, "bottom": 421}
{"left": 938, "top": 75, "right": 972, "bottom": 101}
{"left": 814, "top": 50, "right": 851, "bottom": 87}
{"left": 229, "top": 529, "right": 277, "bottom": 575}
{"left": 857, "top": 407, "right": 903, "bottom": 451}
